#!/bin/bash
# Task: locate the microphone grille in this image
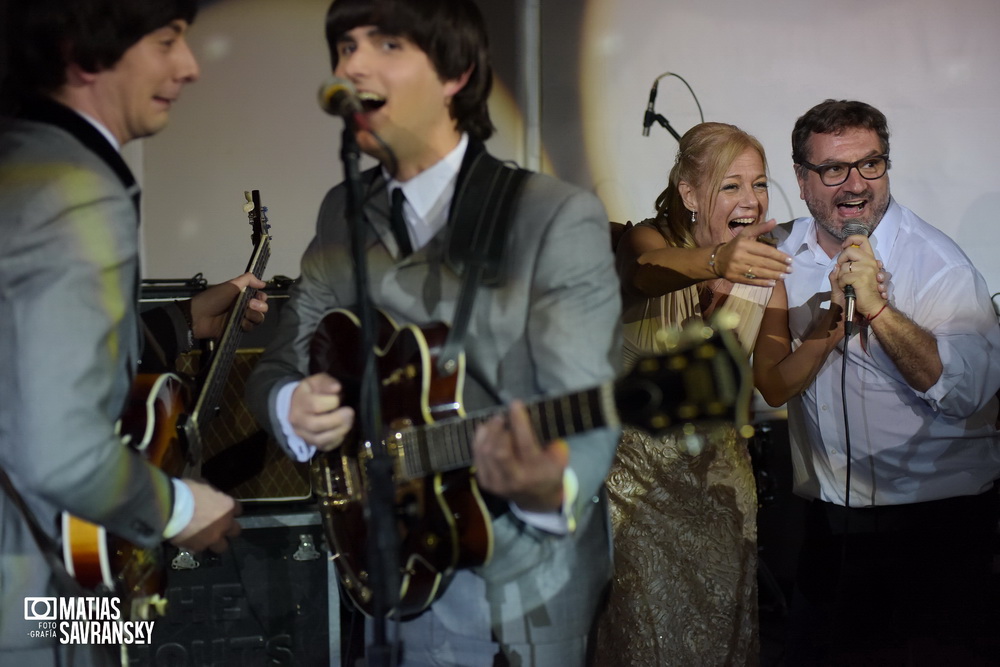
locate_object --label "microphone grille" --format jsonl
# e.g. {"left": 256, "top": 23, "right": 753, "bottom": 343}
{"left": 842, "top": 223, "right": 870, "bottom": 238}
{"left": 317, "top": 76, "right": 358, "bottom": 115}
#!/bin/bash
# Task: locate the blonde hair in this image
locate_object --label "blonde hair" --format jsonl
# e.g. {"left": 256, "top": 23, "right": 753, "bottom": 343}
{"left": 653, "top": 122, "right": 767, "bottom": 248}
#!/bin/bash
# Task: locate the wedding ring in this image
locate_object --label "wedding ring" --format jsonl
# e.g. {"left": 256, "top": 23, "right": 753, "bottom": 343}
{"left": 744, "top": 269, "right": 756, "bottom": 280}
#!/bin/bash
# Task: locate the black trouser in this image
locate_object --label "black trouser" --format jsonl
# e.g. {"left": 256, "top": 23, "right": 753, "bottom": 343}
{"left": 785, "top": 487, "right": 999, "bottom": 664}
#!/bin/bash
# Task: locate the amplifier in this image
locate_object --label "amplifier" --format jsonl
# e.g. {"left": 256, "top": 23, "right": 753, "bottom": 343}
{"left": 177, "top": 349, "right": 312, "bottom": 503}
{"left": 136, "top": 511, "right": 338, "bottom": 666}
{"left": 141, "top": 279, "right": 310, "bottom": 503}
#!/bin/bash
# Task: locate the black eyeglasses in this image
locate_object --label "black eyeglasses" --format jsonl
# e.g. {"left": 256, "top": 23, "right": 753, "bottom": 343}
{"left": 798, "top": 154, "right": 890, "bottom": 187}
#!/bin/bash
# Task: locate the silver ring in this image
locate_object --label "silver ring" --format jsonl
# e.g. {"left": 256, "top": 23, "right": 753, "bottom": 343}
{"left": 849, "top": 261, "right": 854, "bottom": 272}
{"left": 744, "top": 269, "right": 756, "bottom": 280}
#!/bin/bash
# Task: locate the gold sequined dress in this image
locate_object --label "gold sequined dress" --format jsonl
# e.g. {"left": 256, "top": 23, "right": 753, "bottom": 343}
{"left": 593, "top": 275, "right": 770, "bottom": 667}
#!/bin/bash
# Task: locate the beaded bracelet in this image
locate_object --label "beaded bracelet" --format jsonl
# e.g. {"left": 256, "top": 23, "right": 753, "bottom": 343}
{"left": 708, "top": 243, "right": 725, "bottom": 277}
{"left": 867, "top": 304, "right": 888, "bottom": 323}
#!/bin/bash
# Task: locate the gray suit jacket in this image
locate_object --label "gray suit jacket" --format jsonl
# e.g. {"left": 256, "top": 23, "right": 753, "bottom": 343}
{"left": 0, "top": 100, "right": 175, "bottom": 656}
{"left": 245, "top": 142, "right": 622, "bottom": 645}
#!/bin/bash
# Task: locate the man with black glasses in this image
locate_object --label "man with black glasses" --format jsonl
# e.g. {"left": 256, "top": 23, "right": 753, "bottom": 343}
{"left": 756, "top": 99, "right": 1000, "bottom": 662}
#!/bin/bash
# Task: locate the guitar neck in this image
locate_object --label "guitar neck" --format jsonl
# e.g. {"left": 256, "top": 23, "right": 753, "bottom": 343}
{"left": 396, "top": 382, "right": 619, "bottom": 480}
{"left": 189, "top": 233, "right": 270, "bottom": 432}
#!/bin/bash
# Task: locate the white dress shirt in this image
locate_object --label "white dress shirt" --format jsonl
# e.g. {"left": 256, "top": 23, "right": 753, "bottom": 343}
{"left": 386, "top": 133, "right": 468, "bottom": 250}
{"left": 780, "top": 198, "right": 1000, "bottom": 506}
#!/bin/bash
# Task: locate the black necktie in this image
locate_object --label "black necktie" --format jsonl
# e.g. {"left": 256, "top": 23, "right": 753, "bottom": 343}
{"left": 390, "top": 187, "right": 413, "bottom": 257}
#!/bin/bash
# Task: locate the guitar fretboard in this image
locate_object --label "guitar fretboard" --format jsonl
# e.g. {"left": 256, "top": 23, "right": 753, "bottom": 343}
{"left": 396, "top": 382, "right": 619, "bottom": 480}
{"left": 191, "top": 236, "right": 270, "bottom": 430}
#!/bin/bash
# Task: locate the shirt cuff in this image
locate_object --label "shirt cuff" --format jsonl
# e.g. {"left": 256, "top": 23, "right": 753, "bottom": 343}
{"left": 163, "top": 478, "right": 195, "bottom": 540}
{"left": 277, "top": 381, "right": 317, "bottom": 462}
{"left": 508, "top": 466, "right": 580, "bottom": 535}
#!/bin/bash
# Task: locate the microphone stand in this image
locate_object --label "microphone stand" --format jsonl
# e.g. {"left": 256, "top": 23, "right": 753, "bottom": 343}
{"left": 646, "top": 111, "right": 682, "bottom": 142}
{"left": 340, "top": 123, "right": 400, "bottom": 667}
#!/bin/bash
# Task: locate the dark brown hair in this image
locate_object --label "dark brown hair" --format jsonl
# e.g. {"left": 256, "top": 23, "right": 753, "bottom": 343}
{"left": 325, "top": 0, "right": 494, "bottom": 141}
{"left": 1, "top": 0, "right": 198, "bottom": 110}
{"left": 791, "top": 99, "right": 890, "bottom": 166}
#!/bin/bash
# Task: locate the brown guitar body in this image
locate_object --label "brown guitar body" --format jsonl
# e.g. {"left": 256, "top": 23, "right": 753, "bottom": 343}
{"left": 310, "top": 308, "right": 751, "bottom": 619}
{"left": 310, "top": 309, "right": 494, "bottom": 618}
{"left": 62, "top": 372, "right": 190, "bottom": 620}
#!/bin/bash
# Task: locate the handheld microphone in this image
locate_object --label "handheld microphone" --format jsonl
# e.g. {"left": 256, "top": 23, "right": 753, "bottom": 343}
{"left": 841, "top": 223, "right": 870, "bottom": 334}
{"left": 318, "top": 76, "right": 365, "bottom": 123}
{"left": 642, "top": 79, "right": 659, "bottom": 137}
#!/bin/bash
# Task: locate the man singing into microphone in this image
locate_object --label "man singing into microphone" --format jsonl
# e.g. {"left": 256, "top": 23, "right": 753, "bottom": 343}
{"left": 754, "top": 99, "right": 1000, "bottom": 662}
{"left": 245, "top": 0, "right": 621, "bottom": 665}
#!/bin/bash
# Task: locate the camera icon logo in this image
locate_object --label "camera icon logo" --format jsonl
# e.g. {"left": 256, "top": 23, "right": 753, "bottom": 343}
{"left": 24, "top": 597, "right": 57, "bottom": 621}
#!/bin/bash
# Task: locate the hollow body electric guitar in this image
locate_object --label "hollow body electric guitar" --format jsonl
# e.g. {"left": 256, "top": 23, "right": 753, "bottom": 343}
{"left": 309, "top": 308, "right": 751, "bottom": 618}
{"left": 61, "top": 191, "right": 271, "bottom": 622}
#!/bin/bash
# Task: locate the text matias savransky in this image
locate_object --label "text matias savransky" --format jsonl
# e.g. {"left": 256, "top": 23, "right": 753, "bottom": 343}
{"left": 24, "top": 596, "right": 155, "bottom": 645}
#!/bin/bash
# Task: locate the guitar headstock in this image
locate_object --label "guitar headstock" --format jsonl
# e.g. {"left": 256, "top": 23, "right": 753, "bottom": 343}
{"left": 243, "top": 190, "right": 270, "bottom": 247}
{"left": 615, "top": 311, "right": 753, "bottom": 438}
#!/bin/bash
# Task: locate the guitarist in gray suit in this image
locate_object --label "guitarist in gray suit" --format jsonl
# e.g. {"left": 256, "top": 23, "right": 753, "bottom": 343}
{"left": 0, "top": 1, "right": 267, "bottom": 664}
{"left": 245, "top": 0, "right": 622, "bottom": 664}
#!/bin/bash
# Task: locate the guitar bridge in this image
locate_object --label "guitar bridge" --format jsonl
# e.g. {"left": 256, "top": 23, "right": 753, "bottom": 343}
{"left": 311, "top": 453, "right": 359, "bottom": 508}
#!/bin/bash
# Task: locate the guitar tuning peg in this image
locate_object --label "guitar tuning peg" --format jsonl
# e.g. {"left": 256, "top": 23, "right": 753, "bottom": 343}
{"left": 244, "top": 191, "right": 251, "bottom": 201}
{"left": 653, "top": 325, "right": 683, "bottom": 350}
{"left": 679, "top": 426, "right": 705, "bottom": 455}
{"left": 242, "top": 201, "right": 255, "bottom": 214}
{"left": 680, "top": 319, "right": 715, "bottom": 343}
{"left": 710, "top": 309, "right": 740, "bottom": 332}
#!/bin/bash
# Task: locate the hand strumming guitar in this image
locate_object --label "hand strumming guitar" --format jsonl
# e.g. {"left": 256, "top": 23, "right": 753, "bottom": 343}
{"left": 289, "top": 373, "right": 356, "bottom": 452}
{"left": 170, "top": 479, "right": 242, "bottom": 553}
{"left": 472, "top": 400, "right": 569, "bottom": 513}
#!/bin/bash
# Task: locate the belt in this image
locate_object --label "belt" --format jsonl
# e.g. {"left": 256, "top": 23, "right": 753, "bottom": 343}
{"left": 812, "top": 482, "right": 999, "bottom": 535}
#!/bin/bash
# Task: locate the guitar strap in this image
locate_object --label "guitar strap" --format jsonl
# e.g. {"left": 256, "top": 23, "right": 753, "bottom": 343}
{"left": 0, "top": 467, "right": 92, "bottom": 598}
{"left": 437, "top": 148, "right": 529, "bottom": 376}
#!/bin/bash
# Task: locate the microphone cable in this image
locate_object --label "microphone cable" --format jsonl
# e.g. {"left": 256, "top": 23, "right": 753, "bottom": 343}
{"left": 838, "top": 224, "right": 869, "bottom": 525}
{"left": 829, "top": 319, "right": 855, "bottom": 647}
{"left": 840, "top": 331, "right": 854, "bottom": 519}
{"left": 659, "top": 71, "right": 705, "bottom": 124}
{"left": 642, "top": 71, "right": 705, "bottom": 137}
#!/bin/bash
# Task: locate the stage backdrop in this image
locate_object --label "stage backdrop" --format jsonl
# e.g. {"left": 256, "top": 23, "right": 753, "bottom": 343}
{"left": 138, "top": 0, "right": 1000, "bottom": 299}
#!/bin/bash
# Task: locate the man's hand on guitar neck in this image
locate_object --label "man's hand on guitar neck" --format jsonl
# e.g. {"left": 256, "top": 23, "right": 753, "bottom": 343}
{"left": 189, "top": 272, "right": 269, "bottom": 340}
{"left": 289, "top": 373, "right": 356, "bottom": 452}
{"left": 170, "top": 479, "right": 242, "bottom": 553}
{"left": 473, "top": 400, "right": 569, "bottom": 514}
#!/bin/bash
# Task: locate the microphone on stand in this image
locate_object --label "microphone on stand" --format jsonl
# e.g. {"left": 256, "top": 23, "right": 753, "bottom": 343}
{"left": 642, "top": 72, "right": 681, "bottom": 141}
{"left": 841, "top": 223, "right": 870, "bottom": 335}
{"left": 642, "top": 78, "right": 660, "bottom": 137}
{"left": 317, "top": 76, "right": 369, "bottom": 131}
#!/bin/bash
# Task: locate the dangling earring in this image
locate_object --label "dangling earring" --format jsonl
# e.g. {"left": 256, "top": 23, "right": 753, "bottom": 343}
{"left": 690, "top": 210, "right": 697, "bottom": 224}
